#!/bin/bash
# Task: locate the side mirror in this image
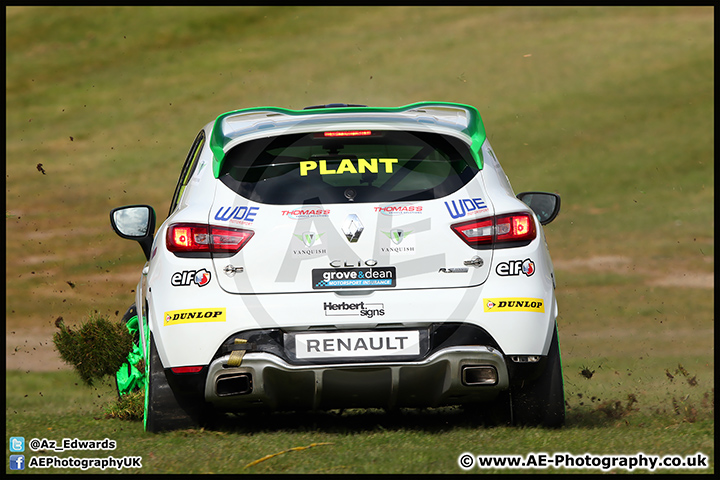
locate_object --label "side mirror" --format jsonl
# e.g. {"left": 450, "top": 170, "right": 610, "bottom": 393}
{"left": 517, "top": 192, "right": 561, "bottom": 225}
{"left": 110, "top": 205, "right": 156, "bottom": 260}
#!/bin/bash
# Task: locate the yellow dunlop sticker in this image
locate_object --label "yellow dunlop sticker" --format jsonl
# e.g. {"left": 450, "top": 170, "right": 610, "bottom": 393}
{"left": 299, "top": 158, "right": 398, "bottom": 176}
{"left": 484, "top": 298, "right": 545, "bottom": 313}
{"left": 164, "top": 308, "right": 226, "bottom": 326}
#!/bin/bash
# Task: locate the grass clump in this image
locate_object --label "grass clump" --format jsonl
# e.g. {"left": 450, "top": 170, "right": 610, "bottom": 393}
{"left": 104, "top": 389, "right": 145, "bottom": 421}
{"left": 53, "top": 313, "right": 133, "bottom": 386}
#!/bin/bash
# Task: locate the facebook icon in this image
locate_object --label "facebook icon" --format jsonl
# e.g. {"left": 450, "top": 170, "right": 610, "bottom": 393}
{"left": 10, "top": 454, "right": 25, "bottom": 470}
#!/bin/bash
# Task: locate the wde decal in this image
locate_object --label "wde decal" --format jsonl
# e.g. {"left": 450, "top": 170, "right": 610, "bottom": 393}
{"left": 214, "top": 206, "right": 259, "bottom": 225}
{"left": 164, "top": 308, "right": 226, "bottom": 326}
{"left": 496, "top": 259, "right": 535, "bottom": 277}
{"left": 171, "top": 269, "right": 212, "bottom": 287}
{"left": 484, "top": 298, "right": 545, "bottom": 313}
{"left": 444, "top": 198, "right": 488, "bottom": 219}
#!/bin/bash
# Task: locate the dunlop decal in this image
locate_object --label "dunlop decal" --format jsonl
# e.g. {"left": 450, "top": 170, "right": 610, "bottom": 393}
{"left": 164, "top": 308, "right": 226, "bottom": 326}
{"left": 484, "top": 298, "right": 545, "bottom": 313}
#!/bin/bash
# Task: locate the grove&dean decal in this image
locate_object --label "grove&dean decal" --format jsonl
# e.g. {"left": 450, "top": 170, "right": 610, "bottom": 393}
{"left": 164, "top": 308, "right": 226, "bottom": 326}
{"left": 313, "top": 267, "right": 396, "bottom": 289}
{"left": 484, "top": 298, "right": 544, "bottom": 313}
{"left": 171, "top": 269, "right": 212, "bottom": 287}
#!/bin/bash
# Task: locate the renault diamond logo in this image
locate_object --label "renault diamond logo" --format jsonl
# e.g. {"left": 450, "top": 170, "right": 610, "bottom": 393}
{"left": 342, "top": 214, "right": 364, "bottom": 243}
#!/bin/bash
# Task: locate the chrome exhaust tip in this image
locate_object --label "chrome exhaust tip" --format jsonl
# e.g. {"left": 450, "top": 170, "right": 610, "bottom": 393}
{"left": 462, "top": 365, "right": 498, "bottom": 386}
{"left": 216, "top": 373, "right": 253, "bottom": 396}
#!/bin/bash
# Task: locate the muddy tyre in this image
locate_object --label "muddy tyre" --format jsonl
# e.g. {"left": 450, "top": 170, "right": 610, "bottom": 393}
{"left": 144, "top": 333, "right": 206, "bottom": 432}
{"left": 510, "top": 324, "right": 565, "bottom": 428}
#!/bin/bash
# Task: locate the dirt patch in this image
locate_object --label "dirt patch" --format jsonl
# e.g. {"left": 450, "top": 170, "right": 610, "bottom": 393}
{"left": 6, "top": 328, "right": 70, "bottom": 372}
{"left": 554, "top": 255, "right": 713, "bottom": 289}
{"left": 648, "top": 272, "right": 714, "bottom": 289}
{"left": 553, "top": 255, "right": 632, "bottom": 271}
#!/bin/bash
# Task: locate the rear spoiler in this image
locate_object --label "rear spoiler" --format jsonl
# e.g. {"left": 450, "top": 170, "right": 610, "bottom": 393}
{"left": 209, "top": 101, "right": 486, "bottom": 177}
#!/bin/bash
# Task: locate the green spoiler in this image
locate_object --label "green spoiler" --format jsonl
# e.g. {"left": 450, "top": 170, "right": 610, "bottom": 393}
{"left": 209, "top": 101, "right": 486, "bottom": 178}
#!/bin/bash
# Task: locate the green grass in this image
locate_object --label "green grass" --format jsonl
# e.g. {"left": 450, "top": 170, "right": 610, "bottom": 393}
{"left": 6, "top": 6, "right": 714, "bottom": 474}
{"left": 5, "top": 364, "right": 714, "bottom": 474}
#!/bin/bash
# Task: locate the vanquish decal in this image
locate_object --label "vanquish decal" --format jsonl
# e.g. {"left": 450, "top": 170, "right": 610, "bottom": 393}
{"left": 444, "top": 198, "right": 488, "bottom": 219}
{"left": 380, "top": 229, "right": 415, "bottom": 254}
{"left": 292, "top": 231, "right": 327, "bottom": 257}
{"left": 171, "top": 269, "right": 212, "bottom": 287}
{"left": 214, "top": 206, "right": 259, "bottom": 225}
{"left": 281, "top": 207, "right": 330, "bottom": 219}
{"left": 294, "top": 231, "right": 324, "bottom": 247}
{"left": 299, "top": 158, "right": 398, "bottom": 176}
{"left": 164, "top": 308, "right": 226, "bottom": 326}
{"left": 496, "top": 259, "right": 535, "bottom": 277}
{"left": 484, "top": 298, "right": 544, "bottom": 313}
{"left": 324, "top": 301, "right": 385, "bottom": 318}
{"left": 374, "top": 203, "right": 423, "bottom": 216}
{"left": 313, "top": 267, "right": 396, "bottom": 289}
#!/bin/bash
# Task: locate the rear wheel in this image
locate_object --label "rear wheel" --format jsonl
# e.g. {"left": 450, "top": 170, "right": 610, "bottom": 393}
{"left": 510, "top": 324, "right": 565, "bottom": 428}
{"left": 144, "top": 333, "right": 208, "bottom": 432}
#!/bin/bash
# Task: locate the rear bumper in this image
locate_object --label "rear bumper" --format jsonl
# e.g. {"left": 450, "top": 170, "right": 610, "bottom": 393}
{"left": 203, "top": 346, "right": 509, "bottom": 411}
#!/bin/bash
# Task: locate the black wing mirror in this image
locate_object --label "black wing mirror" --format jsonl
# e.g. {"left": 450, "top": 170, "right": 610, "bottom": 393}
{"left": 516, "top": 192, "right": 561, "bottom": 225}
{"left": 110, "top": 205, "right": 156, "bottom": 260}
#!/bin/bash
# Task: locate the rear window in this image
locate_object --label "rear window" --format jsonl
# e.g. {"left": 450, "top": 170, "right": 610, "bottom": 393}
{"left": 219, "top": 130, "right": 479, "bottom": 205}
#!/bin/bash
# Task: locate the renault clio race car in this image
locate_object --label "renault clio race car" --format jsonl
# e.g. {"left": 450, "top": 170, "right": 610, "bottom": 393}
{"left": 110, "top": 102, "right": 564, "bottom": 432}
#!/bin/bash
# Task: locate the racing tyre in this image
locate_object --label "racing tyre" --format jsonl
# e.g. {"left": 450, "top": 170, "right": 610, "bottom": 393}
{"left": 144, "top": 333, "right": 208, "bottom": 432}
{"left": 510, "top": 324, "right": 565, "bottom": 428}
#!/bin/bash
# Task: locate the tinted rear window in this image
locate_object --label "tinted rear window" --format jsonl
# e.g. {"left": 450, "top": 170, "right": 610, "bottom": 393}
{"left": 219, "top": 130, "right": 479, "bottom": 205}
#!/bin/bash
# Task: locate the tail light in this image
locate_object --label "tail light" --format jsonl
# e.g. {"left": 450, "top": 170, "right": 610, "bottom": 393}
{"left": 167, "top": 223, "right": 254, "bottom": 254}
{"left": 451, "top": 212, "right": 536, "bottom": 248}
{"left": 170, "top": 366, "right": 203, "bottom": 374}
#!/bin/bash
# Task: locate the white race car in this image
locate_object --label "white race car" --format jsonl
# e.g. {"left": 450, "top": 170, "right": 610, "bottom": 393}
{"left": 110, "top": 102, "right": 564, "bottom": 432}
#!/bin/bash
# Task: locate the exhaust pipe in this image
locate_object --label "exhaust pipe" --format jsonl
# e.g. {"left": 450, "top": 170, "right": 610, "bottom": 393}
{"left": 216, "top": 373, "right": 253, "bottom": 396}
{"left": 462, "top": 366, "right": 498, "bottom": 386}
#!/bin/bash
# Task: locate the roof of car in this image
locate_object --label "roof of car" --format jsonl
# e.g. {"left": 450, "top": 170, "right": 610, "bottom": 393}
{"left": 209, "top": 102, "right": 487, "bottom": 178}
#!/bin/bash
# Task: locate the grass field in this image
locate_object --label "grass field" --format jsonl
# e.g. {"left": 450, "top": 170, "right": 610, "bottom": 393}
{"left": 6, "top": 6, "right": 714, "bottom": 474}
